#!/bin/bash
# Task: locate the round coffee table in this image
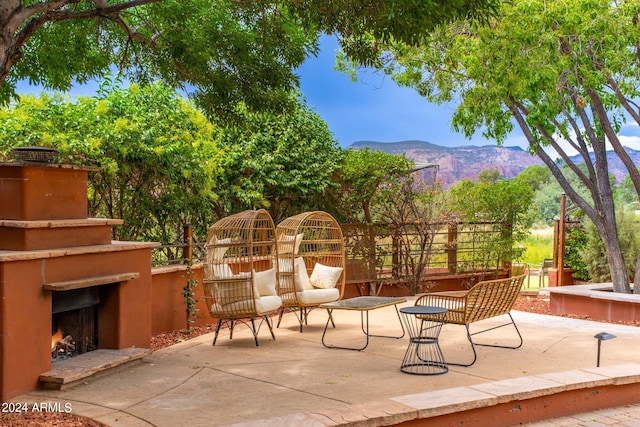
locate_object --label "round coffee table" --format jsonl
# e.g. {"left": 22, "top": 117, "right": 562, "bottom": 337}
{"left": 399, "top": 306, "right": 448, "bottom": 375}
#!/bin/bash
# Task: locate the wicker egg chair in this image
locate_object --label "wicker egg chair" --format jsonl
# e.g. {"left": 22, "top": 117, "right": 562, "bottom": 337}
{"left": 203, "top": 209, "right": 282, "bottom": 346}
{"left": 275, "top": 211, "right": 346, "bottom": 332}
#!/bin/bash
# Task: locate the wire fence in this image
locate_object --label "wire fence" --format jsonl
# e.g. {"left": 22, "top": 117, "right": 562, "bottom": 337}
{"left": 154, "top": 221, "right": 511, "bottom": 284}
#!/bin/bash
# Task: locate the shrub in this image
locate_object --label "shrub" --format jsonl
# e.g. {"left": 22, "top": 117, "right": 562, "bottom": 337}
{"left": 564, "top": 226, "right": 589, "bottom": 281}
{"left": 580, "top": 210, "right": 640, "bottom": 282}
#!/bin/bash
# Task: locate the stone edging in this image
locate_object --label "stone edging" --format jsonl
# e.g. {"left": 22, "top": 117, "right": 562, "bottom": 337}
{"left": 231, "top": 363, "right": 640, "bottom": 427}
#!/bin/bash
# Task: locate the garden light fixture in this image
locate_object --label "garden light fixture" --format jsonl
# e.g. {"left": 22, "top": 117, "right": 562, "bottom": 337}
{"left": 594, "top": 332, "right": 616, "bottom": 367}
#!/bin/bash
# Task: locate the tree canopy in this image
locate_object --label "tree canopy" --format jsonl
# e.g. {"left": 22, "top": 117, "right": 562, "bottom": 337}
{"left": 324, "top": 147, "right": 414, "bottom": 224}
{"left": 215, "top": 92, "right": 342, "bottom": 223}
{"left": 0, "top": 82, "right": 341, "bottom": 245}
{"left": 1, "top": 0, "right": 499, "bottom": 121}
{"left": 0, "top": 79, "right": 223, "bottom": 248}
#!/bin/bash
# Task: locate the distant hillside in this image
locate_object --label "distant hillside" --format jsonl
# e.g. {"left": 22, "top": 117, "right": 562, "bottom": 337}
{"left": 349, "top": 140, "right": 640, "bottom": 187}
{"left": 349, "top": 140, "right": 543, "bottom": 187}
{"left": 571, "top": 149, "right": 640, "bottom": 183}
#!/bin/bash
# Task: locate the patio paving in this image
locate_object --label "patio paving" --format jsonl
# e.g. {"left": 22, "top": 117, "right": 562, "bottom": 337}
{"left": 10, "top": 296, "right": 640, "bottom": 426}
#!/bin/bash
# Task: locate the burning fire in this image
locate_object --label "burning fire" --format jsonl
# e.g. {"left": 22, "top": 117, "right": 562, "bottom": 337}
{"left": 51, "top": 329, "right": 63, "bottom": 350}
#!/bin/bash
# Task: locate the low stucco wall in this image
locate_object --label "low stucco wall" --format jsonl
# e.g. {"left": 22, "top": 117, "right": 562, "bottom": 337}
{"left": 149, "top": 266, "right": 512, "bottom": 336}
{"left": 549, "top": 283, "right": 640, "bottom": 323}
{"left": 151, "top": 263, "right": 211, "bottom": 335}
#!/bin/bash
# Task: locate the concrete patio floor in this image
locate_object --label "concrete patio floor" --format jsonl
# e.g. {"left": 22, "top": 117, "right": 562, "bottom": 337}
{"left": 10, "top": 296, "right": 640, "bottom": 426}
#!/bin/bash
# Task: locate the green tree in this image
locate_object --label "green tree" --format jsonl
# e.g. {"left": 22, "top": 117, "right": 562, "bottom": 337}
{"left": 378, "top": 0, "right": 640, "bottom": 293}
{"left": 616, "top": 171, "right": 640, "bottom": 211}
{"left": 447, "top": 178, "right": 533, "bottom": 273}
{"left": 0, "top": 1, "right": 499, "bottom": 120}
{"left": 325, "top": 148, "right": 414, "bottom": 224}
{"left": 216, "top": 95, "right": 342, "bottom": 223}
{"left": 514, "top": 165, "right": 552, "bottom": 192}
{"left": 515, "top": 164, "right": 556, "bottom": 225}
{"left": 581, "top": 209, "right": 640, "bottom": 283}
{"left": 0, "top": 80, "right": 223, "bottom": 251}
{"left": 323, "top": 148, "right": 415, "bottom": 282}
{"left": 564, "top": 225, "right": 589, "bottom": 281}
{"left": 477, "top": 168, "right": 502, "bottom": 184}
{"left": 373, "top": 174, "right": 441, "bottom": 295}
{"left": 527, "top": 164, "right": 597, "bottom": 226}
{"left": 532, "top": 181, "right": 564, "bottom": 226}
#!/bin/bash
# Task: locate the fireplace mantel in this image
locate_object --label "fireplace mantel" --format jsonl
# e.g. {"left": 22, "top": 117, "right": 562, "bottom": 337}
{"left": 43, "top": 272, "right": 141, "bottom": 291}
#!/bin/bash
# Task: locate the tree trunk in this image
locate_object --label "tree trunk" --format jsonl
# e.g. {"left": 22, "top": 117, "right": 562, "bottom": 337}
{"left": 599, "top": 225, "right": 631, "bottom": 293}
{"left": 508, "top": 103, "right": 630, "bottom": 293}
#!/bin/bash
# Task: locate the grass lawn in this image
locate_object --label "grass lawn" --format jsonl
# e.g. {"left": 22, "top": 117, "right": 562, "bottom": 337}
{"left": 519, "top": 226, "right": 554, "bottom": 290}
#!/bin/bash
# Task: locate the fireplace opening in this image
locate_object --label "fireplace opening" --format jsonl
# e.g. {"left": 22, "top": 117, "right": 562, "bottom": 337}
{"left": 51, "top": 288, "right": 99, "bottom": 362}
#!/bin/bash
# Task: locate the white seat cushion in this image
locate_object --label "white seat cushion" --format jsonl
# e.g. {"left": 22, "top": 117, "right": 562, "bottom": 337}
{"left": 213, "top": 263, "right": 233, "bottom": 279}
{"left": 214, "top": 280, "right": 252, "bottom": 305}
{"left": 297, "top": 288, "right": 340, "bottom": 305}
{"left": 212, "top": 237, "right": 231, "bottom": 261}
{"left": 278, "top": 257, "right": 294, "bottom": 273}
{"left": 211, "top": 295, "right": 282, "bottom": 316}
{"left": 278, "top": 274, "right": 294, "bottom": 293}
{"left": 255, "top": 295, "right": 283, "bottom": 315}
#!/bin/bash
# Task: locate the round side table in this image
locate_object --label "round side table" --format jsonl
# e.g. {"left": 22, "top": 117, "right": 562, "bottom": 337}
{"left": 399, "top": 306, "right": 448, "bottom": 375}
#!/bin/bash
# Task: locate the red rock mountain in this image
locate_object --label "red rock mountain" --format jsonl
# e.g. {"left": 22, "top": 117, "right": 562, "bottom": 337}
{"left": 349, "top": 140, "right": 543, "bottom": 187}
{"left": 349, "top": 140, "right": 640, "bottom": 187}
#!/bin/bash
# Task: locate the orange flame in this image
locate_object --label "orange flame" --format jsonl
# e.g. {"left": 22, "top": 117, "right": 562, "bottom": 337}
{"left": 51, "top": 329, "right": 63, "bottom": 350}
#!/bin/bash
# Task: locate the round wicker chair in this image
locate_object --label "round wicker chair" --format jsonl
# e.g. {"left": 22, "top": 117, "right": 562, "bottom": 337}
{"left": 203, "top": 209, "right": 282, "bottom": 346}
{"left": 275, "top": 211, "right": 346, "bottom": 332}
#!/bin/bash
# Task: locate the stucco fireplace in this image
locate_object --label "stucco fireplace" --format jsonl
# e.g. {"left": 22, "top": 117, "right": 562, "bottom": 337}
{"left": 0, "top": 162, "right": 156, "bottom": 400}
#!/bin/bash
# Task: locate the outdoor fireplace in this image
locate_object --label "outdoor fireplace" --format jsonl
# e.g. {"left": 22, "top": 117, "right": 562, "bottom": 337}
{"left": 0, "top": 162, "right": 156, "bottom": 400}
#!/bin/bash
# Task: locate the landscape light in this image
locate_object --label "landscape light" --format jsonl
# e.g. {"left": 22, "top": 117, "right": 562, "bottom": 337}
{"left": 594, "top": 332, "right": 616, "bottom": 367}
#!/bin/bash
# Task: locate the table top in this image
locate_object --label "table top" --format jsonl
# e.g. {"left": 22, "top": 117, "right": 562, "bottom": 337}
{"left": 400, "top": 306, "right": 447, "bottom": 316}
{"left": 320, "top": 296, "right": 407, "bottom": 311}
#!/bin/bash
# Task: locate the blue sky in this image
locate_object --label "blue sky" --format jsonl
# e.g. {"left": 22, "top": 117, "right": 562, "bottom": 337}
{"left": 297, "top": 35, "right": 516, "bottom": 149}
{"left": 297, "top": 36, "right": 640, "bottom": 155}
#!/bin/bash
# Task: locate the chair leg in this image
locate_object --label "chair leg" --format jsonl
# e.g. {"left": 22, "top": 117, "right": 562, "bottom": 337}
{"left": 447, "top": 314, "right": 523, "bottom": 367}
{"left": 265, "top": 315, "right": 276, "bottom": 341}
{"left": 250, "top": 318, "right": 259, "bottom": 346}
{"left": 276, "top": 307, "right": 285, "bottom": 328}
{"left": 212, "top": 316, "right": 278, "bottom": 347}
{"left": 277, "top": 306, "right": 328, "bottom": 333}
{"left": 229, "top": 320, "right": 236, "bottom": 340}
{"left": 212, "top": 319, "right": 223, "bottom": 346}
{"left": 445, "top": 325, "right": 478, "bottom": 367}
{"left": 470, "top": 313, "right": 524, "bottom": 349}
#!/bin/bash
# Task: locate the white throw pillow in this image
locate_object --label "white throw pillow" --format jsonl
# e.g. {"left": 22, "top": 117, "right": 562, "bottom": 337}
{"left": 212, "top": 237, "right": 231, "bottom": 261}
{"left": 277, "top": 233, "right": 303, "bottom": 254}
{"left": 213, "top": 263, "right": 234, "bottom": 279}
{"left": 310, "top": 263, "right": 343, "bottom": 289}
{"left": 294, "top": 257, "right": 313, "bottom": 291}
{"left": 278, "top": 257, "right": 293, "bottom": 273}
{"left": 254, "top": 268, "right": 277, "bottom": 296}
